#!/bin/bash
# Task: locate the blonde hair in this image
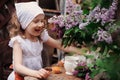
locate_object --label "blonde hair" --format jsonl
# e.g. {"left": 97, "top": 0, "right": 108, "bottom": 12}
{"left": 7, "top": 11, "right": 45, "bottom": 41}
{"left": 7, "top": 11, "right": 24, "bottom": 38}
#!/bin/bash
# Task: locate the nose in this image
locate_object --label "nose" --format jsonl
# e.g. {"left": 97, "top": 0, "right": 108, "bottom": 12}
{"left": 37, "top": 22, "right": 44, "bottom": 27}
{"left": 37, "top": 23, "right": 45, "bottom": 30}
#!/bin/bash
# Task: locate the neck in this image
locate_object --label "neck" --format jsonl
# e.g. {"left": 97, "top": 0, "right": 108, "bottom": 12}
{"left": 24, "top": 32, "right": 38, "bottom": 42}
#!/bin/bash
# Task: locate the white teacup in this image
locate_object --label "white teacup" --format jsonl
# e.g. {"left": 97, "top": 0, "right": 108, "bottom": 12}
{"left": 64, "top": 56, "right": 79, "bottom": 75}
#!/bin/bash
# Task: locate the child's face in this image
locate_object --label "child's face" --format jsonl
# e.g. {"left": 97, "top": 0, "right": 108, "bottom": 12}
{"left": 25, "top": 14, "right": 45, "bottom": 37}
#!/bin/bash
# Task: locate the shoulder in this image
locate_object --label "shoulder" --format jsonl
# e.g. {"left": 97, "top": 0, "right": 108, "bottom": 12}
{"left": 8, "top": 35, "right": 24, "bottom": 47}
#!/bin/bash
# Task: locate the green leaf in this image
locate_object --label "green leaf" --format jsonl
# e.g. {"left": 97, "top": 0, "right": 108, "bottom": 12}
{"left": 62, "top": 37, "right": 70, "bottom": 47}
{"left": 103, "top": 46, "right": 108, "bottom": 56}
{"left": 91, "top": 0, "right": 102, "bottom": 9}
{"left": 90, "top": 69, "right": 100, "bottom": 78}
{"left": 87, "top": 63, "right": 94, "bottom": 68}
{"left": 64, "top": 28, "right": 73, "bottom": 36}
{"left": 76, "top": 66, "right": 85, "bottom": 70}
{"left": 100, "top": 0, "right": 113, "bottom": 8}
{"left": 78, "top": 73, "right": 84, "bottom": 77}
{"left": 96, "top": 59, "right": 103, "bottom": 67}
{"left": 85, "top": 55, "right": 94, "bottom": 59}
{"left": 74, "top": 27, "right": 80, "bottom": 33}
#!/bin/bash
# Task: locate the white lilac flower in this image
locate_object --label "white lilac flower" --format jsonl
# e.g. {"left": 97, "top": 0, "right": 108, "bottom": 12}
{"left": 86, "top": 58, "right": 93, "bottom": 64}
{"left": 85, "top": 51, "right": 100, "bottom": 65}
{"left": 78, "top": 55, "right": 86, "bottom": 62}
{"left": 48, "top": 15, "right": 58, "bottom": 23}
{"left": 79, "top": 22, "right": 89, "bottom": 30}
{"left": 90, "top": 51, "right": 100, "bottom": 59}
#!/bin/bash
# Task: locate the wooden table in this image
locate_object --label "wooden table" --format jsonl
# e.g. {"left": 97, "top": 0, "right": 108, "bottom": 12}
{"left": 24, "top": 66, "right": 83, "bottom": 80}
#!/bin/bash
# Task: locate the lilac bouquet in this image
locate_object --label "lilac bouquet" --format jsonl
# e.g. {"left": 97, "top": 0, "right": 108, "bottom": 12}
{"left": 48, "top": 0, "right": 83, "bottom": 38}
{"left": 48, "top": 0, "right": 118, "bottom": 47}
{"left": 48, "top": 0, "right": 120, "bottom": 79}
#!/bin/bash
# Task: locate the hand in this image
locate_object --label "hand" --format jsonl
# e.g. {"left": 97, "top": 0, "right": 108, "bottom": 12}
{"left": 34, "top": 68, "right": 50, "bottom": 79}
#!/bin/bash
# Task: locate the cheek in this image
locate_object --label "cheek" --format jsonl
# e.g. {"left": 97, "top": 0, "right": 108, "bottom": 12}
{"left": 27, "top": 27, "right": 34, "bottom": 32}
{"left": 26, "top": 24, "right": 43, "bottom": 35}
{"left": 26, "top": 26, "right": 34, "bottom": 34}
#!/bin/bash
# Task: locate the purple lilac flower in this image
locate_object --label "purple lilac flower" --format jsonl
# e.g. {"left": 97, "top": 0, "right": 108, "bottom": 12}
{"left": 64, "top": 4, "right": 82, "bottom": 29}
{"left": 85, "top": 73, "right": 92, "bottom": 80}
{"left": 88, "top": 0, "right": 118, "bottom": 25}
{"left": 87, "top": 6, "right": 101, "bottom": 22}
{"left": 48, "top": 0, "right": 83, "bottom": 30}
{"left": 58, "top": 30, "right": 64, "bottom": 38}
{"left": 73, "top": 70, "right": 79, "bottom": 75}
{"left": 56, "top": 15, "right": 65, "bottom": 27}
{"left": 92, "top": 29, "right": 113, "bottom": 44}
{"left": 64, "top": 0, "right": 83, "bottom": 29}
{"left": 51, "top": 24, "right": 57, "bottom": 32}
{"left": 66, "top": 0, "right": 76, "bottom": 13}
{"left": 77, "top": 62, "right": 86, "bottom": 66}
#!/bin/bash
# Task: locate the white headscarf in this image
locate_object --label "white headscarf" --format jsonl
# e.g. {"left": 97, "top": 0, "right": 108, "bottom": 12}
{"left": 15, "top": 2, "right": 44, "bottom": 29}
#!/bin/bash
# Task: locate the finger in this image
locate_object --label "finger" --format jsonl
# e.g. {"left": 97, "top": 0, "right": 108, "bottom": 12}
{"left": 40, "top": 69, "right": 49, "bottom": 74}
{"left": 39, "top": 69, "right": 50, "bottom": 78}
{"left": 38, "top": 71, "right": 47, "bottom": 78}
{"left": 40, "top": 71, "right": 50, "bottom": 78}
{"left": 36, "top": 74, "right": 42, "bottom": 79}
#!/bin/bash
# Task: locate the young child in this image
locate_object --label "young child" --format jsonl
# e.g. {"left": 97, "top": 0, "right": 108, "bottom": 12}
{"left": 7, "top": 1, "right": 81, "bottom": 80}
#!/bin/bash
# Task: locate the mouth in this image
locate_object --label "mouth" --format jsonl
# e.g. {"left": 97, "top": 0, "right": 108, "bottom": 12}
{"left": 34, "top": 28, "right": 45, "bottom": 33}
{"left": 35, "top": 29, "right": 40, "bottom": 32}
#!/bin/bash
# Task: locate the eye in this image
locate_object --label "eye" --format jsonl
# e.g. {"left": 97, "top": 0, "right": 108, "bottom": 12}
{"left": 40, "top": 20, "right": 46, "bottom": 23}
{"left": 37, "top": 20, "right": 45, "bottom": 24}
{"left": 33, "top": 19, "right": 39, "bottom": 23}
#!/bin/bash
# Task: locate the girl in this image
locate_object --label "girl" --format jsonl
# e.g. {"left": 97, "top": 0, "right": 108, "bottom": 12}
{"left": 7, "top": 1, "right": 81, "bottom": 80}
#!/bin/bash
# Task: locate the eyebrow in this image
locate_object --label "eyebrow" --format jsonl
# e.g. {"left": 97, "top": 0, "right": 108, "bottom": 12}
{"left": 32, "top": 19, "right": 41, "bottom": 23}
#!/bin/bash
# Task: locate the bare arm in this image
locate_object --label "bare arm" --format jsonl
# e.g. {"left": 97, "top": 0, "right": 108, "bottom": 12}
{"left": 45, "top": 37, "right": 82, "bottom": 54}
{"left": 13, "top": 40, "right": 49, "bottom": 78}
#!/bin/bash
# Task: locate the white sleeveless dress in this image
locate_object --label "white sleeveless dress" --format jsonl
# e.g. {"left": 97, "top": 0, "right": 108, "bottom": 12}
{"left": 7, "top": 30, "right": 49, "bottom": 80}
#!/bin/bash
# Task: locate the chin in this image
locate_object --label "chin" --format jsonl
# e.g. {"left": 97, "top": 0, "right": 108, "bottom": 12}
{"left": 33, "top": 33, "right": 40, "bottom": 37}
{"left": 35, "top": 34, "right": 41, "bottom": 37}
{"left": 34, "top": 32, "right": 41, "bottom": 36}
